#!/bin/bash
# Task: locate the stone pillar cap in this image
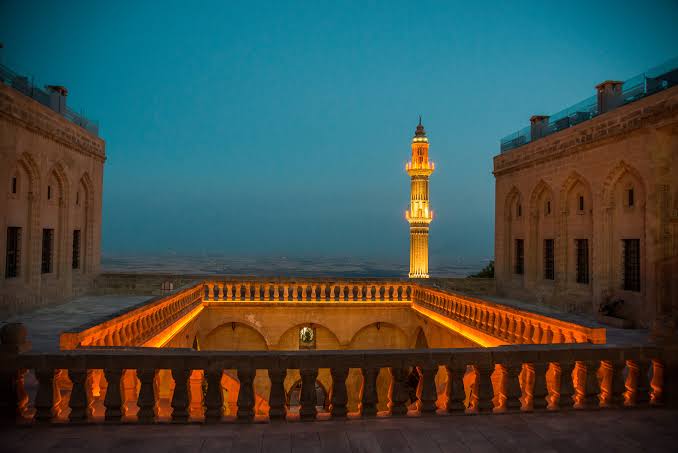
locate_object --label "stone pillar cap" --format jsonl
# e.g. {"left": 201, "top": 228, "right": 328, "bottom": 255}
{"left": 530, "top": 115, "right": 550, "bottom": 123}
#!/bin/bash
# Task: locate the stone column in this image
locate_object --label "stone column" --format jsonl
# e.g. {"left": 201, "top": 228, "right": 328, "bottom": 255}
{"left": 299, "top": 368, "right": 318, "bottom": 421}
{"left": 330, "top": 367, "right": 349, "bottom": 418}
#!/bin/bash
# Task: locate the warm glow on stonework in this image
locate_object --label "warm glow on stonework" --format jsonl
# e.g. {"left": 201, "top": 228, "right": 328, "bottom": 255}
{"left": 406, "top": 118, "right": 434, "bottom": 278}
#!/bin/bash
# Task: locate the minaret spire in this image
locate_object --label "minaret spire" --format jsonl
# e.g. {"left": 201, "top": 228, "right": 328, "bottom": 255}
{"left": 405, "top": 118, "right": 434, "bottom": 278}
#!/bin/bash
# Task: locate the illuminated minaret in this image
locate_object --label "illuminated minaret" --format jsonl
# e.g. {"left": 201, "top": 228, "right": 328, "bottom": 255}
{"left": 405, "top": 117, "right": 434, "bottom": 278}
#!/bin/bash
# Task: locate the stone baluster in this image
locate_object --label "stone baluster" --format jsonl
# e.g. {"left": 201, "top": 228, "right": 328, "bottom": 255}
{"left": 299, "top": 368, "right": 318, "bottom": 421}
{"left": 419, "top": 366, "right": 438, "bottom": 414}
{"left": 68, "top": 369, "right": 89, "bottom": 422}
{"left": 283, "top": 285, "right": 290, "bottom": 301}
{"left": 319, "top": 284, "right": 326, "bottom": 301}
{"left": 268, "top": 368, "right": 287, "bottom": 420}
{"left": 361, "top": 367, "right": 379, "bottom": 417}
{"left": 34, "top": 369, "right": 55, "bottom": 423}
{"left": 226, "top": 284, "right": 233, "bottom": 301}
{"left": 236, "top": 368, "right": 255, "bottom": 422}
{"left": 263, "top": 284, "right": 270, "bottom": 301}
{"left": 245, "top": 284, "right": 251, "bottom": 300}
{"left": 522, "top": 321, "right": 533, "bottom": 344}
{"left": 204, "top": 369, "right": 223, "bottom": 422}
{"left": 234, "top": 284, "right": 241, "bottom": 301}
{"left": 273, "top": 285, "right": 280, "bottom": 301}
{"left": 541, "top": 326, "right": 553, "bottom": 344}
{"left": 389, "top": 368, "right": 409, "bottom": 416}
{"left": 504, "top": 364, "right": 522, "bottom": 411}
{"left": 513, "top": 319, "right": 524, "bottom": 344}
{"left": 385, "top": 286, "right": 392, "bottom": 301}
{"left": 356, "top": 286, "right": 363, "bottom": 301}
{"left": 532, "top": 324, "right": 542, "bottom": 344}
{"left": 329, "top": 285, "right": 336, "bottom": 300}
{"left": 446, "top": 365, "right": 466, "bottom": 412}
{"left": 217, "top": 283, "right": 224, "bottom": 301}
{"left": 136, "top": 369, "right": 156, "bottom": 423}
{"left": 365, "top": 286, "right": 372, "bottom": 301}
{"left": 207, "top": 283, "right": 214, "bottom": 301}
{"left": 557, "top": 362, "right": 575, "bottom": 409}
{"left": 330, "top": 367, "right": 349, "bottom": 418}
{"left": 171, "top": 368, "right": 190, "bottom": 422}
{"left": 310, "top": 285, "right": 317, "bottom": 300}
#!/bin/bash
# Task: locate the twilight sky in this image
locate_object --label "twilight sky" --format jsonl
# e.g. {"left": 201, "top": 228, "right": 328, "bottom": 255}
{"left": 2, "top": 0, "right": 677, "bottom": 264}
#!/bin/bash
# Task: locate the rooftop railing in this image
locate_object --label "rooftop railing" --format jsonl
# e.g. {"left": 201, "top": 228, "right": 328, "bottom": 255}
{"left": 0, "top": 63, "right": 99, "bottom": 136}
{"left": 500, "top": 57, "right": 678, "bottom": 153}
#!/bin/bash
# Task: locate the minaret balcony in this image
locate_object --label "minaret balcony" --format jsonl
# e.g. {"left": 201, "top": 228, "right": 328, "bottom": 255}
{"left": 406, "top": 161, "right": 435, "bottom": 173}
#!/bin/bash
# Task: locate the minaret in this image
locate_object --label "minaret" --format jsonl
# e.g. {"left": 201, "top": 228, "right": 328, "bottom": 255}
{"left": 406, "top": 117, "right": 434, "bottom": 278}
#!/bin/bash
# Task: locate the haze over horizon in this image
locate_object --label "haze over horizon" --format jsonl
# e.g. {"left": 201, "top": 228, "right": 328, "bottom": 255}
{"left": 2, "top": 0, "right": 677, "bottom": 265}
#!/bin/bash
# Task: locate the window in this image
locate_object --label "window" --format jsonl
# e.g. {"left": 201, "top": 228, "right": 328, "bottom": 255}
{"left": 41, "top": 229, "right": 54, "bottom": 274}
{"left": 578, "top": 195, "right": 584, "bottom": 211}
{"left": 47, "top": 185, "right": 52, "bottom": 200}
{"left": 76, "top": 191, "right": 80, "bottom": 206}
{"left": 575, "top": 239, "right": 589, "bottom": 284}
{"left": 544, "top": 239, "right": 555, "bottom": 280}
{"left": 72, "top": 230, "right": 81, "bottom": 270}
{"left": 517, "top": 203, "right": 522, "bottom": 217}
{"left": 623, "top": 239, "right": 640, "bottom": 292}
{"left": 5, "top": 227, "right": 21, "bottom": 278}
{"left": 515, "top": 239, "right": 524, "bottom": 274}
{"left": 11, "top": 177, "right": 17, "bottom": 194}
{"left": 546, "top": 200, "right": 551, "bottom": 216}
{"left": 628, "top": 188, "right": 634, "bottom": 207}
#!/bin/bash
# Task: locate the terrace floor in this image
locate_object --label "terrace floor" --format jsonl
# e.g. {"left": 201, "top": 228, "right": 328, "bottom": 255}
{"left": 1, "top": 409, "right": 676, "bottom": 452}
{"left": 3, "top": 295, "right": 153, "bottom": 351}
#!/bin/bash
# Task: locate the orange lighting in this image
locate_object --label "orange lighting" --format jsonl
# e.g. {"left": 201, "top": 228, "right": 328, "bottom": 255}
{"left": 144, "top": 304, "right": 204, "bottom": 348}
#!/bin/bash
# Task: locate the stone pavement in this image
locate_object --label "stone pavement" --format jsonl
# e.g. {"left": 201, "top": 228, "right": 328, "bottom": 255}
{"left": 1, "top": 295, "right": 152, "bottom": 351}
{"left": 1, "top": 409, "right": 676, "bottom": 452}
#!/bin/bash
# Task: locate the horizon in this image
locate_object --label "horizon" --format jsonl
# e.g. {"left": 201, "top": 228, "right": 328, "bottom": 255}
{"left": 2, "top": 0, "right": 677, "bottom": 263}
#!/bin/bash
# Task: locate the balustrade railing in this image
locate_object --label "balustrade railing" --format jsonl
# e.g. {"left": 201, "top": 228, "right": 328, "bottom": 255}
{"left": 59, "top": 283, "right": 204, "bottom": 349}
{"left": 0, "top": 343, "right": 664, "bottom": 424}
{"left": 412, "top": 286, "right": 606, "bottom": 345}
{"left": 202, "top": 281, "right": 413, "bottom": 303}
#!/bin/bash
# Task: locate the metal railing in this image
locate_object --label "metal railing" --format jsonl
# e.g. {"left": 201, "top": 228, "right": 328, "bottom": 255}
{"left": 0, "top": 63, "right": 99, "bottom": 136}
{"left": 500, "top": 57, "right": 678, "bottom": 153}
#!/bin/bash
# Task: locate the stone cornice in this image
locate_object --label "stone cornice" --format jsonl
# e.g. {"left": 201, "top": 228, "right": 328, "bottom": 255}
{"left": 0, "top": 85, "right": 106, "bottom": 162}
{"left": 493, "top": 85, "right": 678, "bottom": 177}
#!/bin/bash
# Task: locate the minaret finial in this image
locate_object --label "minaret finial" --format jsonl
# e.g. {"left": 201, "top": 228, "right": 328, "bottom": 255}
{"left": 419, "top": 115, "right": 422, "bottom": 126}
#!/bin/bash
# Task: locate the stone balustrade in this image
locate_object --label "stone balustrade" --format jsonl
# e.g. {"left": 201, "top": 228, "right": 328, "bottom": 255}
{"left": 202, "top": 280, "right": 414, "bottom": 303}
{"left": 59, "top": 283, "right": 204, "bottom": 350}
{"left": 0, "top": 341, "right": 665, "bottom": 424}
{"left": 412, "top": 286, "right": 606, "bottom": 345}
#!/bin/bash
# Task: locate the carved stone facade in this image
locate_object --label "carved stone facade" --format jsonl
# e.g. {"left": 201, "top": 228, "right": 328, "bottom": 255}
{"left": 494, "top": 84, "right": 678, "bottom": 328}
{"left": 0, "top": 84, "right": 105, "bottom": 315}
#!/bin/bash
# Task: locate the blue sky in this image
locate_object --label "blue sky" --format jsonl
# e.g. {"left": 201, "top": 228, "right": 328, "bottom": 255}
{"left": 2, "top": 0, "right": 677, "bottom": 264}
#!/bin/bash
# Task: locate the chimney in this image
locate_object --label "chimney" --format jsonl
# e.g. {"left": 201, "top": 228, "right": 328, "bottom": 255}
{"left": 46, "top": 85, "right": 68, "bottom": 113}
{"left": 595, "top": 80, "right": 623, "bottom": 114}
{"left": 530, "top": 115, "right": 550, "bottom": 141}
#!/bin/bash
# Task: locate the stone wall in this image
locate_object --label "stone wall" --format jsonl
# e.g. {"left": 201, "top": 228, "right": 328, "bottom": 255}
{"left": 493, "top": 84, "right": 678, "bottom": 328}
{"left": 0, "top": 84, "right": 105, "bottom": 317}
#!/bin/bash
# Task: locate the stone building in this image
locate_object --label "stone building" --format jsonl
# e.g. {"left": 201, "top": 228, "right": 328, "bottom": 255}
{"left": 0, "top": 65, "right": 105, "bottom": 315}
{"left": 493, "top": 59, "right": 678, "bottom": 329}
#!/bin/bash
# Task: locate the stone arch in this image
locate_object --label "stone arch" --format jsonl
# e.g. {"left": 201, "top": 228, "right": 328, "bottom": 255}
{"left": 348, "top": 321, "right": 409, "bottom": 349}
{"left": 39, "top": 161, "right": 71, "bottom": 279}
{"left": 201, "top": 321, "right": 269, "bottom": 350}
{"left": 601, "top": 160, "right": 646, "bottom": 208}
{"left": 413, "top": 326, "right": 429, "bottom": 349}
{"left": 73, "top": 172, "right": 95, "bottom": 273}
{"left": 559, "top": 172, "right": 593, "bottom": 298}
{"left": 600, "top": 161, "right": 647, "bottom": 322}
{"left": 276, "top": 322, "right": 341, "bottom": 350}
{"left": 502, "top": 186, "right": 525, "bottom": 283}
{"left": 528, "top": 180, "right": 556, "bottom": 283}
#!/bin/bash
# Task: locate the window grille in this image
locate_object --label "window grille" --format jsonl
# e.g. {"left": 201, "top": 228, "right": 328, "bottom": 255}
{"left": 5, "top": 227, "right": 21, "bottom": 278}
{"left": 41, "top": 229, "right": 54, "bottom": 274}
{"left": 515, "top": 239, "right": 524, "bottom": 275}
{"left": 575, "top": 239, "right": 589, "bottom": 284}
{"left": 623, "top": 239, "right": 640, "bottom": 291}
{"left": 72, "top": 230, "right": 81, "bottom": 269}
{"left": 544, "top": 239, "right": 555, "bottom": 280}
